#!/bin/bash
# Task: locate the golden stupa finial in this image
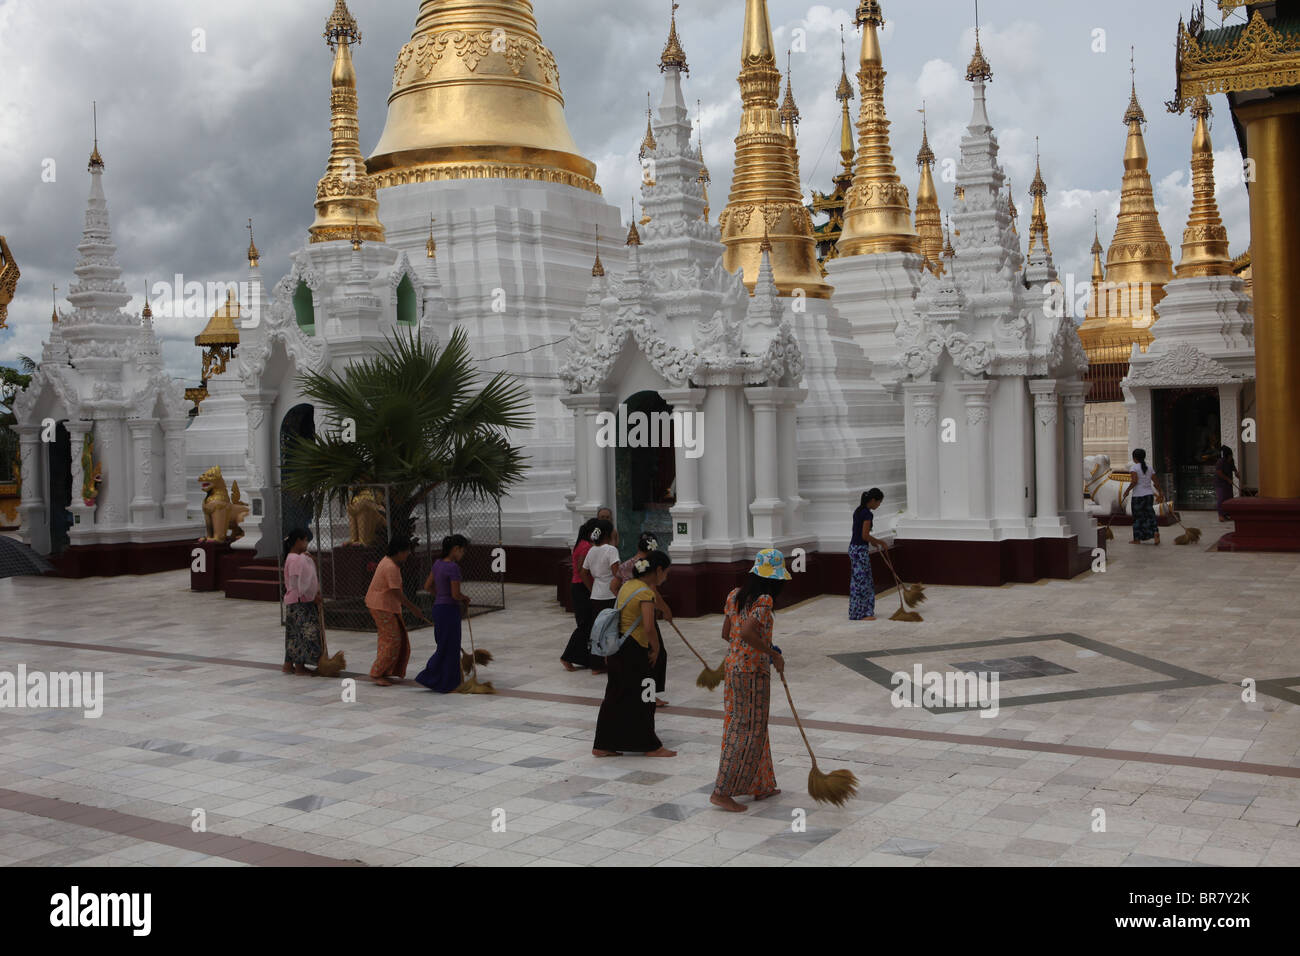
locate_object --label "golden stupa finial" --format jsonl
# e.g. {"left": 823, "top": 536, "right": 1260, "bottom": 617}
{"left": 309, "top": 0, "right": 385, "bottom": 244}
{"left": 350, "top": 216, "right": 363, "bottom": 251}
{"left": 1124, "top": 47, "right": 1146, "bottom": 125}
{"left": 1091, "top": 210, "right": 1105, "bottom": 283}
{"left": 1007, "top": 178, "right": 1019, "bottom": 233}
{"left": 916, "top": 103, "right": 935, "bottom": 169}
{"left": 760, "top": 204, "right": 773, "bottom": 253}
{"left": 720, "top": 0, "right": 829, "bottom": 295}
{"left": 640, "top": 92, "right": 658, "bottom": 161}
{"left": 943, "top": 214, "right": 955, "bottom": 259}
{"left": 142, "top": 281, "right": 152, "bottom": 321}
{"left": 780, "top": 50, "right": 801, "bottom": 131}
{"left": 836, "top": 25, "right": 854, "bottom": 102}
{"left": 914, "top": 103, "right": 943, "bottom": 268}
{"left": 426, "top": 214, "right": 437, "bottom": 259}
{"left": 51, "top": 282, "right": 59, "bottom": 324}
{"left": 592, "top": 226, "right": 606, "bottom": 277}
{"left": 1176, "top": 94, "right": 1232, "bottom": 277}
{"left": 837, "top": 0, "right": 920, "bottom": 258}
{"left": 967, "top": 0, "right": 993, "bottom": 83}
{"left": 661, "top": 2, "right": 689, "bottom": 74}
{"left": 1027, "top": 139, "right": 1052, "bottom": 257}
{"left": 626, "top": 200, "right": 642, "bottom": 247}
{"left": 696, "top": 108, "right": 711, "bottom": 185}
{"left": 88, "top": 101, "right": 104, "bottom": 170}
{"left": 246, "top": 218, "right": 260, "bottom": 268}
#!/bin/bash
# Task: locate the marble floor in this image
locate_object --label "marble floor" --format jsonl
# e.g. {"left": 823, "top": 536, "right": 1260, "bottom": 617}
{"left": 1, "top": 514, "right": 1298, "bottom": 867}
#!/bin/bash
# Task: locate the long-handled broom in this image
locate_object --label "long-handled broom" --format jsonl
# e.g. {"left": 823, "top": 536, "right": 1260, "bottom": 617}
{"left": 879, "top": 550, "right": 923, "bottom": 622}
{"left": 455, "top": 610, "right": 495, "bottom": 695}
{"left": 666, "top": 620, "right": 725, "bottom": 691}
{"left": 315, "top": 601, "right": 346, "bottom": 678}
{"left": 1172, "top": 510, "right": 1202, "bottom": 546}
{"left": 777, "top": 671, "right": 858, "bottom": 807}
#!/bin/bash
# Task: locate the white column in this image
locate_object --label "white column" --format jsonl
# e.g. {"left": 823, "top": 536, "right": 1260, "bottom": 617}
{"left": 1218, "top": 382, "right": 1243, "bottom": 475}
{"left": 745, "top": 386, "right": 784, "bottom": 541}
{"left": 956, "top": 380, "right": 996, "bottom": 519}
{"left": 775, "top": 387, "right": 808, "bottom": 529}
{"left": 582, "top": 395, "right": 614, "bottom": 515}
{"left": 161, "top": 418, "right": 189, "bottom": 525}
{"left": 65, "top": 419, "right": 94, "bottom": 535}
{"left": 1060, "top": 382, "right": 1089, "bottom": 514}
{"left": 16, "top": 426, "right": 44, "bottom": 550}
{"left": 128, "top": 421, "right": 156, "bottom": 526}
{"left": 903, "top": 382, "right": 941, "bottom": 519}
{"left": 661, "top": 387, "right": 706, "bottom": 553}
{"left": 1029, "top": 379, "right": 1062, "bottom": 522}
{"left": 241, "top": 395, "right": 275, "bottom": 553}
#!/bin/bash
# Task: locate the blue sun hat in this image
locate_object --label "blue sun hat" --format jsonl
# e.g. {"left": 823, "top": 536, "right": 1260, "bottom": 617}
{"left": 750, "top": 548, "right": 792, "bottom": 580}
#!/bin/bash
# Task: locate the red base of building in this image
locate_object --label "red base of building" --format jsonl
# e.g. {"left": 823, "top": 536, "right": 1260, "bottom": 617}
{"left": 49, "top": 539, "right": 196, "bottom": 578}
{"left": 887, "top": 535, "right": 1099, "bottom": 588}
{"left": 1215, "top": 497, "right": 1300, "bottom": 552}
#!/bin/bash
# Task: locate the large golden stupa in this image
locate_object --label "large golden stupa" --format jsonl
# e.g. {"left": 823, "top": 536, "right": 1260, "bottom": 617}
{"left": 366, "top": 0, "right": 599, "bottom": 193}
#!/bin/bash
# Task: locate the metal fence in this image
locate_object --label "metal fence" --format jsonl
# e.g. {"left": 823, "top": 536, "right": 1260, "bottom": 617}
{"left": 276, "top": 483, "right": 505, "bottom": 632}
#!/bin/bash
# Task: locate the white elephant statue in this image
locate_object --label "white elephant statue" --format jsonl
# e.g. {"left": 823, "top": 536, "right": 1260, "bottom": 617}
{"left": 1084, "top": 454, "right": 1175, "bottom": 519}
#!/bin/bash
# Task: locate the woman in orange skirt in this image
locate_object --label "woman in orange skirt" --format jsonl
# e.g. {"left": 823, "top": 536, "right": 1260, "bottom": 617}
{"left": 711, "top": 549, "right": 788, "bottom": 813}
{"left": 365, "top": 536, "right": 420, "bottom": 686}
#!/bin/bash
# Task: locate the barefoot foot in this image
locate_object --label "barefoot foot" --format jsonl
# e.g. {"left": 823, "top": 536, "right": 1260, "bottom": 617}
{"left": 710, "top": 792, "right": 746, "bottom": 812}
{"left": 592, "top": 749, "right": 623, "bottom": 758}
{"left": 562, "top": 661, "right": 578, "bottom": 672}
{"left": 753, "top": 789, "right": 782, "bottom": 800}
{"left": 645, "top": 747, "right": 677, "bottom": 758}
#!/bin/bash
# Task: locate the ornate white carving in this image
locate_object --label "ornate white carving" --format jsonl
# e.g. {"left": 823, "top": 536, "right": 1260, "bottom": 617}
{"left": 1124, "top": 342, "right": 1241, "bottom": 388}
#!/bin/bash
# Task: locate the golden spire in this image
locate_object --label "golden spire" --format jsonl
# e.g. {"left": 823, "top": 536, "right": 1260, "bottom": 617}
{"left": 760, "top": 207, "right": 773, "bottom": 253}
{"left": 1007, "top": 179, "right": 1018, "bottom": 234}
{"left": 592, "top": 226, "right": 605, "bottom": 277}
{"left": 142, "top": 282, "right": 152, "bottom": 321}
{"left": 640, "top": 92, "right": 658, "bottom": 161}
{"left": 696, "top": 109, "right": 712, "bottom": 223}
{"left": 88, "top": 101, "right": 104, "bottom": 170}
{"left": 246, "top": 218, "right": 260, "bottom": 268}
{"left": 943, "top": 214, "right": 955, "bottom": 259}
{"left": 309, "top": 1, "right": 386, "bottom": 244}
{"left": 966, "top": 0, "right": 993, "bottom": 82}
{"left": 425, "top": 214, "right": 437, "bottom": 258}
{"left": 1175, "top": 94, "right": 1232, "bottom": 277}
{"left": 626, "top": 201, "right": 642, "bottom": 247}
{"left": 368, "top": 0, "right": 599, "bottom": 193}
{"left": 51, "top": 282, "right": 59, "bottom": 324}
{"left": 196, "top": 289, "right": 242, "bottom": 348}
{"left": 1027, "top": 139, "right": 1051, "bottom": 258}
{"left": 719, "top": 0, "right": 829, "bottom": 296}
{"left": 1090, "top": 211, "right": 1105, "bottom": 284}
{"left": 660, "top": 2, "right": 689, "bottom": 73}
{"left": 914, "top": 106, "right": 943, "bottom": 269}
{"left": 837, "top": 0, "right": 920, "bottom": 258}
{"left": 780, "top": 51, "right": 801, "bottom": 133}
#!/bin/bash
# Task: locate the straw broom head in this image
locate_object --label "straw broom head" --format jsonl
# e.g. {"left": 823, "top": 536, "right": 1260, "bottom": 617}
{"left": 461, "top": 649, "right": 494, "bottom": 674}
{"left": 456, "top": 676, "right": 496, "bottom": 694}
{"left": 316, "top": 651, "right": 346, "bottom": 678}
{"left": 695, "top": 664, "right": 725, "bottom": 690}
{"left": 902, "top": 583, "right": 927, "bottom": 608}
{"left": 808, "top": 766, "right": 859, "bottom": 807}
{"left": 890, "top": 606, "right": 923, "bottom": 622}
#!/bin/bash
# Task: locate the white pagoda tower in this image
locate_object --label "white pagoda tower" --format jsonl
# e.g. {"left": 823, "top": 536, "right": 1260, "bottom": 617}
{"left": 14, "top": 136, "right": 197, "bottom": 569}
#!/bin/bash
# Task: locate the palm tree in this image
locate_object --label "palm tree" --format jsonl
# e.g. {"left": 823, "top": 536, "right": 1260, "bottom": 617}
{"left": 281, "top": 329, "right": 532, "bottom": 543}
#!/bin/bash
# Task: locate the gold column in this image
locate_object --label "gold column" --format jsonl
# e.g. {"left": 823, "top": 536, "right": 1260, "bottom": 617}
{"left": 1237, "top": 98, "right": 1300, "bottom": 497}
{"left": 719, "top": 0, "right": 829, "bottom": 297}
{"left": 836, "top": 0, "right": 919, "bottom": 257}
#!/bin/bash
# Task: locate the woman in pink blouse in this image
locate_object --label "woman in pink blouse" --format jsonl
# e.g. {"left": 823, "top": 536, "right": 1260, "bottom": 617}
{"left": 282, "top": 528, "right": 322, "bottom": 676}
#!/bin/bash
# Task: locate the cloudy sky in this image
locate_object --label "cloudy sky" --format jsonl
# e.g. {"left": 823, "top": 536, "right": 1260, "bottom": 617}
{"left": 0, "top": 0, "right": 1253, "bottom": 385}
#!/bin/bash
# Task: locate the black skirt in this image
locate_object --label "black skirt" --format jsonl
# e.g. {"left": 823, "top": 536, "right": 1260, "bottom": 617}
{"left": 593, "top": 637, "right": 662, "bottom": 753}
{"left": 562, "top": 581, "right": 593, "bottom": 667}
{"left": 653, "top": 622, "right": 667, "bottom": 694}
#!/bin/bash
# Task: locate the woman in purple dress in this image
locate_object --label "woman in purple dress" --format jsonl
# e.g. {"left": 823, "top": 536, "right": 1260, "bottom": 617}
{"left": 415, "top": 534, "right": 471, "bottom": 693}
{"left": 1214, "top": 446, "right": 1239, "bottom": 522}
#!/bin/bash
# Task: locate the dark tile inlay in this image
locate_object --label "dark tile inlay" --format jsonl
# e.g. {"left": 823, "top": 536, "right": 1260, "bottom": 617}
{"left": 512, "top": 757, "right": 563, "bottom": 769}
{"left": 642, "top": 803, "right": 701, "bottom": 821}
{"left": 949, "top": 655, "right": 1076, "bottom": 681}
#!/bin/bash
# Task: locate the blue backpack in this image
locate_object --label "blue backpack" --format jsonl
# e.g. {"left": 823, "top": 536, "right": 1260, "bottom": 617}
{"left": 589, "top": 585, "right": 650, "bottom": 657}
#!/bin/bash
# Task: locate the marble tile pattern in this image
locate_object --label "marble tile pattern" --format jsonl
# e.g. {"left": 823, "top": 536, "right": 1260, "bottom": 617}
{"left": 0, "top": 515, "right": 1298, "bottom": 867}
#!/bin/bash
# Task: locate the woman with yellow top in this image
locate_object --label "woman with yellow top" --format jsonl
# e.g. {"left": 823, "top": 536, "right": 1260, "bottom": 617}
{"left": 592, "top": 550, "right": 677, "bottom": 758}
{"left": 711, "top": 548, "right": 788, "bottom": 812}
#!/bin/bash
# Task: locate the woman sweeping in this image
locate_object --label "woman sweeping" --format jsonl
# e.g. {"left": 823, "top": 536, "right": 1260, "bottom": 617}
{"left": 282, "top": 528, "right": 322, "bottom": 676}
{"left": 711, "top": 549, "right": 788, "bottom": 812}
{"left": 1122, "top": 449, "right": 1164, "bottom": 546}
{"left": 592, "top": 550, "right": 676, "bottom": 759}
{"left": 1214, "top": 446, "right": 1239, "bottom": 522}
{"left": 582, "top": 519, "right": 621, "bottom": 675}
{"left": 849, "top": 489, "right": 886, "bottom": 622}
{"left": 415, "top": 535, "right": 471, "bottom": 693}
{"left": 365, "top": 536, "right": 421, "bottom": 686}
{"left": 562, "top": 519, "right": 597, "bottom": 671}
{"left": 618, "top": 533, "right": 672, "bottom": 707}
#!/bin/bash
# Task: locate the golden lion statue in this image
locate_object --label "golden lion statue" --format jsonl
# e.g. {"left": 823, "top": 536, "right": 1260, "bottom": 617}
{"left": 346, "top": 488, "right": 386, "bottom": 546}
{"left": 199, "top": 465, "right": 250, "bottom": 543}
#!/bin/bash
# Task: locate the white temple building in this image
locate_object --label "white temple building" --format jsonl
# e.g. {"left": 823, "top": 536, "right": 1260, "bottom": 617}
{"left": 14, "top": 141, "right": 197, "bottom": 572}
{"left": 1123, "top": 95, "right": 1257, "bottom": 509}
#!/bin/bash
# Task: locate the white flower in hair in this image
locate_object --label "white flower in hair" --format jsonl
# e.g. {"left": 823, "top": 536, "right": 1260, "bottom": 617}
{"left": 635, "top": 558, "right": 650, "bottom": 573}
{"left": 645, "top": 539, "right": 657, "bottom": 551}
{"left": 590, "top": 527, "right": 602, "bottom": 542}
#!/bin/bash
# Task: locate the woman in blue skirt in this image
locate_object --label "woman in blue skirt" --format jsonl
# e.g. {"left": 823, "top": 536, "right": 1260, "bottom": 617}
{"left": 416, "top": 534, "right": 471, "bottom": 692}
{"left": 849, "top": 489, "right": 886, "bottom": 621}
{"left": 1122, "top": 449, "right": 1164, "bottom": 545}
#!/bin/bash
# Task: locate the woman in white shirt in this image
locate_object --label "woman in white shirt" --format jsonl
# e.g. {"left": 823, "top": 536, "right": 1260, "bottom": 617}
{"left": 1121, "top": 449, "right": 1164, "bottom": 546}
{"left": 282, "top": 528, "right": 323, "bottom": 674}
{"left": 582, "top": 519, "right": 622, "bottom": 673}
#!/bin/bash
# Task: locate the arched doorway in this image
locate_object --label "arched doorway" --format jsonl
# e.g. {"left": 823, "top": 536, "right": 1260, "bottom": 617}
{"left": 279, "top": 403, "right": 316, "bottom": 545}
{"left": 613, "top": 390, "right": 677, "bottom": 560}
{"left": 1154, "top": 389, "right": 1219, "bottom": 510}
{"left": 46, "top": 422, "right": 72, "bottom": 555}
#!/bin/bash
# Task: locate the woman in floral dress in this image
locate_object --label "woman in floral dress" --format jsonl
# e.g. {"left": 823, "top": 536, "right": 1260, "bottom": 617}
{"left": 711, "top": 549, "right": 789, "bottom": 813}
